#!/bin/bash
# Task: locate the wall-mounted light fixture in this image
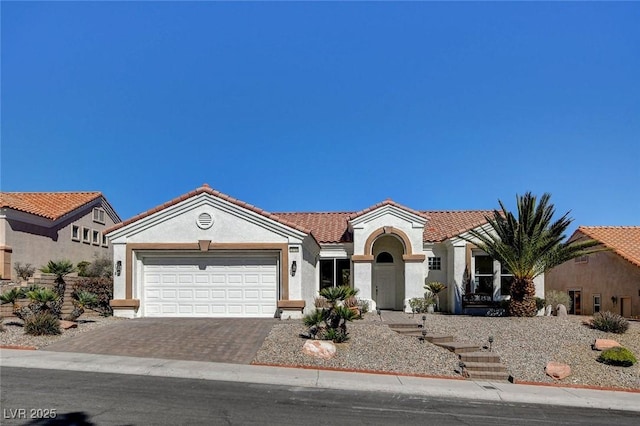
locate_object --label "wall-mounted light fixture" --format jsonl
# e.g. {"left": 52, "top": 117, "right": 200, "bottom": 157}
{"left": 611, "top": 295, "right": 618, "bottom": 304}
{"left": 290, "top": 260, "right": 297, "bottom": 276}
{"left": 115, "top": 260, "right": 122, "bottom": 276}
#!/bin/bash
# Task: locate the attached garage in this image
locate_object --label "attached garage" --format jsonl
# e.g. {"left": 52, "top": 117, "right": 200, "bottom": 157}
{"left": 107, "top": 184, "right": 315, "bottom": 319}
{"left": 142, "top": 255, "right": 278, "bottom": 318}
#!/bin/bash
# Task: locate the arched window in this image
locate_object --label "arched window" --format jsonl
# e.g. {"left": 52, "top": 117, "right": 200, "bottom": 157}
{"left": 376, "top": 252, "right": 394, "bottom": 263}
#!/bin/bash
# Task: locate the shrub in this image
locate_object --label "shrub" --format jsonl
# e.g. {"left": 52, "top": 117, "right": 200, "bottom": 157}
{"left": 357, "top": 298, "right": 370, "bottom": 315}
{"left": 409, "top": 296, "right": 434, "bottom": 313}
{"left": 322, "top": 327, "right": 348, "bottom": 343}
{"left": 14, "top": 262, "right": 36, "bottom": 282}
{"left": 545, "top": 290, "right": 572, "bottom": 313}
{"left": 591, "top": 311, "right": 629, "bottom": 334}
{"left": 73, "top": 277, "right": 113, "bottom": 316}
{"left": 24, "top": 311, "right": 61, "bottom": 336}
{"left": 598, "top": 347, "right": 637, "bottom": 367}
{"left": 535, "top": 297, "right": 546, "bottom": 312}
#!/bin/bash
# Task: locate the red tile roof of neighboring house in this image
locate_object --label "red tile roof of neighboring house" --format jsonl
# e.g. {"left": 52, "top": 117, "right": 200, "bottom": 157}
{"left": 577, "top": 226, "right": 640, "bottom": 268}
{"left": 0, "top": 192, "right": 103, "bottom": 221}
{"left": 105, "top": 184, "right": 314, "bottom": 237}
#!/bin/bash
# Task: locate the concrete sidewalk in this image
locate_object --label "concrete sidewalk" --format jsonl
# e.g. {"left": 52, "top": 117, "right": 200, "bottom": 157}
{"left": 2, "top": 349, "right": 639, "bottom": 412}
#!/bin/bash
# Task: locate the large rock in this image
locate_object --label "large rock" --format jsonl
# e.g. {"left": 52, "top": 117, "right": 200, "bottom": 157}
{"left": 302, "top": 340, "right": 336, "bottom": 360}
{"left": 545, "top": 361, "right": 571, "bottom": 380}
{"left": 593, "top": 339, "right": 621, "bottom": 351}
{"left": 556, "top": 304, "right": 568, "bottom": 318}
{"left": 545, "top": 305, "right": 553, "bottom": 316}
{"left": 59, "top": 320, "right": 78, "bottom": 330}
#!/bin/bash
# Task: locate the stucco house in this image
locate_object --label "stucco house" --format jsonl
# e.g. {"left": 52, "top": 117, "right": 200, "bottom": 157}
{"left": 0, "top": 192, "right": 121, "bottom": 280}
{"left": 546, "top": 226, "right": 640, "bottom": 318}
{"left": 106, "top": 184, "right": 544, "bottom": 318}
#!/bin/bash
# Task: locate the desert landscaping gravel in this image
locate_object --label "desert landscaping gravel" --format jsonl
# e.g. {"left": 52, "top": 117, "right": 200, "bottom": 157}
{"left": 2, "top": 313, "right": 638, "bottom": 390}
{"left": 254, "top": 313, "right": 640, "bottom": 390}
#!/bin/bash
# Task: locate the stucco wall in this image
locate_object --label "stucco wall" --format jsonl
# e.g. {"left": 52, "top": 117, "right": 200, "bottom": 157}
{"left": 546, "top": 251, "right": 640, "bottom": 317}
{"left": 2, "top": 200, "right": 116, "bottom": 279}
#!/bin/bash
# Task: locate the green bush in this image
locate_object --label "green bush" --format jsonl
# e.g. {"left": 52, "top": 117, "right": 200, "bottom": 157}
{"left": 322, "top": 327, "right": 348, "bottom": 343}
{"left": 409, "top": 297, "right": 434, "bottom": 313}
{"left": 73, "top": 277, "right": 113, "bottom": 316}
{"left": 14, "top": 262, "right": 36, "bottom": 281}
{"left": 357, "top": 298, "right": 370, "bottom": 315}
{"left": 24, "top": 311, "right": 61, "bottom": 336}
{"left": 545, "top": 290, "right": 572, "bottom": 312}
{"left": 591, "top": 311, "right": 629, "bottom": 334}
{"left": 598, "top": 347, "right": 637, "bottom": 367}
{"left": 535, "top": 297, "right": 546, "bottom": 311}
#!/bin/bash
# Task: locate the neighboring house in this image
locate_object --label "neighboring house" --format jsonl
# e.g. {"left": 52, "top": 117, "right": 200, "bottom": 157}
{"left": 546, "top": 226, "right": 640, "bottom": 318}
{"left": 106, "top": 184, "right": 544, "bottom": 319}
{"left": 0, "top": 192, "right": 121, "bottom": 280}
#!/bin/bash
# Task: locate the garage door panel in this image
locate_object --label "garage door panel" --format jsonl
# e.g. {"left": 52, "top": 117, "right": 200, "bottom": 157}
{"left": 143, "top": 256, "right": 277, "bottom": 318}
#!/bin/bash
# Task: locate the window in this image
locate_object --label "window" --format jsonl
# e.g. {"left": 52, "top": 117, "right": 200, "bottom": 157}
{"left": 102, "top": 234, "right": 109, "bottom": 247}
{"left": 92, "top": 230, "right": 100, "bottom": 245}
{"left": 71, "top": 225, "right": 80, "bottom": 242}
{"left": 575, "top": 255, "right": 588, "bottom": 264}
{"left": 82, "top": 227, "right": 91, "bottom": 243}
{"left": 500, "top": 264, "right": 514, "bottom": 296}
{"left": 376, "top": 252, "right": 394, "bottom": 263}
{"left": 473, "top": 255, "right": 494, "bottom": 295}
{"left": 93, "top": 207, "right": 106, "bottom": 224}
{"left": 428, "top": 257, "right": 441, "bottom": 270}
{"left": 319, "top": 258, "right": 351, "bottom": 290}
{"left": 593, "top": 294, "right": 601, "bottom": 313}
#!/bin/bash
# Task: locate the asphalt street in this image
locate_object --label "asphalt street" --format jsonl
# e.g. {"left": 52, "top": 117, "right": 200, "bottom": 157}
{"left": 1, "top": 367, "right": 638, "bottom": 426}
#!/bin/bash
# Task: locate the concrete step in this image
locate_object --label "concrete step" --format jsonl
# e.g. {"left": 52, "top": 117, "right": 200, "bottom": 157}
{"left": 389, "top": 326, "right": 422, "bottom": 334}
{"left": 462, "top": 361, "right": 507, "bottom": 373}
{"left": 388, "top": 323, "right": 421, "bottom": 330}
{"left": 460, "top": 351, "right": 501, "bottom": 363}
{"left": 434, "top": 342, "right": 481, "bottom": 354}
{"left": 466, "top": 370, "right": 510, "bottom": 381}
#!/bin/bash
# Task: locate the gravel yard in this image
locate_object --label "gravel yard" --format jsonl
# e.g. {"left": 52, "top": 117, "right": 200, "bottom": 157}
{"left": 2, "top": 312, "right": 638, "bottom": 390}
{"left": 254, "top": 313, "right": 640, "bottom": 390}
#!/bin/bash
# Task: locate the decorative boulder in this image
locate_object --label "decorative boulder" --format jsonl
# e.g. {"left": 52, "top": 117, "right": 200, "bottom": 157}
{"left": 556, "top": 304, "right": 568, "bottom": 318}
{"left": 302, "top": 340, "right": 336, "bottom": 360}
{"left": 545, "top": 305, "right": 553, "bottom": 316}
{"left": 59, "top": 320, "right": 78, "bottom": 330}
{"left": 593, "top": 339, "right": 622, "bottom": 351}
{"left": 545, "top": 361, "right": 571, "bottom": 380}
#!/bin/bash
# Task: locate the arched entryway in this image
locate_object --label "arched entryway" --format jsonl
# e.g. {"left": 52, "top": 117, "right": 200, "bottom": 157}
{"left": 372, "top": 235, "right": 405, "bottom": 310}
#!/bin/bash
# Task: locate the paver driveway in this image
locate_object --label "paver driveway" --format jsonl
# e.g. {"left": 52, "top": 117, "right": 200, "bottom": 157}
{"left": 43, "top": 318, "right": 278, "bottom": 364}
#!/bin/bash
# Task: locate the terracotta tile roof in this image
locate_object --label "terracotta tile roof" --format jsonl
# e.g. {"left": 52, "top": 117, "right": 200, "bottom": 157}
{"left": 576, "top": 226, "right": 640, "bottom": 268}
{"left": 348, "top": 199, "right": 430, "bottom": 221}
{"left": 106, "top": 184, "right": 314, "bottom": 237}
{"left": 276, "top": 209, "right": 493, "bottom": 243}
{"left": 275, "top": 212, "right": 354, "bottom": 243}
{"left": 0, "top": 192, "right": 102, "bottom": 221}
{"left": 419, "top": 210, "right": 493, "bottom": 242}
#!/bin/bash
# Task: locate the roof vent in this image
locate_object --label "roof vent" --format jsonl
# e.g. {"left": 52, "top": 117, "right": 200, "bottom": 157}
{"left": 196, "top": 212, "right": 214, "bottom": 229}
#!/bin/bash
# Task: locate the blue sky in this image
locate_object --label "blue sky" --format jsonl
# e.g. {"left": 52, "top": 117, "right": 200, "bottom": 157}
{"left": 2, "top": 2, "right": 638, "bottom": 234}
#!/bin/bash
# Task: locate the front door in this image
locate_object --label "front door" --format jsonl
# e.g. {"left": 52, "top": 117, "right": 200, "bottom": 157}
{"left": 621, "top": 297, "right": 632, "bottom": 317}
{"left": 568, "top": 290, "right": 581, "bottom": 315}
{"left": 374, "top": 264, "right": 396, "bottom": 309}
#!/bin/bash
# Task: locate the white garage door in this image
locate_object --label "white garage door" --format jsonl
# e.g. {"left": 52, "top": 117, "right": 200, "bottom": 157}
{"left": 143, "top": 256, "right": 278, "bottom": 318}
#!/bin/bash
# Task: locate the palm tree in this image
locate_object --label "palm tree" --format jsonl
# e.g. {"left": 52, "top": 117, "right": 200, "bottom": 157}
{"left": 40, "top": 260, "right": 75, "bottom": 318}
{"left": 464, "top": 192, "right": 604, "bottom": 317}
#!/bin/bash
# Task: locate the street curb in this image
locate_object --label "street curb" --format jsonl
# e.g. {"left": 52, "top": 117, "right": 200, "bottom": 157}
{"left": 253, "top": 361, "right": 640, "bottom": 393}
{"left": 251, "top": 361, "right": 467, "bottom": 381}
{"left": 0, "top": 345, "right": 37, "bottom": 351}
